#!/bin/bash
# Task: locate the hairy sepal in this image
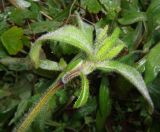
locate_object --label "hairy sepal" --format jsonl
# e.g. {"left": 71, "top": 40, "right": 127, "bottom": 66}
{"left": 74, "top": 73, "right": 89, "bottom": 108}
{"left": 96, "top": 61, "right": 154, "bottom": 113}
{"left": 96, "top": 25, "right": 108, "bottom": 45}
{"left": 99, "top": 40, "right": 126, "bottom": 61}
{"left": 96, "top": 27, "right": 121, "bottom": 59}
{"left": 29, "top": 25, "right": 93, "bottom": 68}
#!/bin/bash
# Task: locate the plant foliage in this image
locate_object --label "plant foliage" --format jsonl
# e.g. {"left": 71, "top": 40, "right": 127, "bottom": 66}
{"left": 0, "top": 0, "right": 159, "bottom": 131}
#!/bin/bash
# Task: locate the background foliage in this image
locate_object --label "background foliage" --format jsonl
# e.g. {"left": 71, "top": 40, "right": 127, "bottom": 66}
{"left": 0, "top": 0, "right": 160, "bottom": 131}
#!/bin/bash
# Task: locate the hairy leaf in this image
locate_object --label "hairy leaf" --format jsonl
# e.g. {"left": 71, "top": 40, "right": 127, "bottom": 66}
{"left": 96, "top": 25, "right": 108, "bottom": 43}
{"left": 74, "top": 73, "right": 89, "bottom": 108}
{"left": 39, "top": 60, "right": 61, "bottom": 71}
{"left": 29, "top": 26, "right": 93, "bottom": 68}
{"left": 96, "top": 28, "right": 121, "bottom": 59}
{"left": 76, "top": 12, "right": 93, "bottom": 45}
{"left": 96, "top": 61, "right": 154, "bottom": 113}
{"left": 99, "top": 40, "right": 126, "bottom": 61}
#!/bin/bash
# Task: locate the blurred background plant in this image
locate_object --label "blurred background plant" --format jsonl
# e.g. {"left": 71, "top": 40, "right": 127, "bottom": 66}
{"left": 0, "top": 0, "right": 160, "bottom": 131}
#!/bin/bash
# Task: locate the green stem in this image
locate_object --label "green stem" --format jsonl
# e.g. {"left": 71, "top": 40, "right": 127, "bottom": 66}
{"left": 17, "top": 80, "right": 63, "bottom": 132}
{"left": 17, "top": 59, "right": 83, "bottom": 132}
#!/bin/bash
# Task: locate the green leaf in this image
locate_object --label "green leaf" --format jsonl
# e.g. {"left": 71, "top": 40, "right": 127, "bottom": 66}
{"left": 96, "top": 60, "right": 154, "bottom": 113}
{"left": 84, "top": 0, "right": 101, "bottom": 13}
{"left": 29, "top": 41, "right": 42, "bottom": 68}
{"left": 148, "top": 75, "right": 160, "bottom": 109}
{"left": 122, "top": 22, "right": 143, "bottom": 50}
{"left": 76, "top": 12, "right": 93, "bottom": 45}
{"left": 96, "top": 25, "right": 108, "bottom": 44}
{"left": 74, "top": 73, "right": 89, "bottom": 108}
{"left": 29, "top": 26, "right": 93, "bottom": 68}
{"left": 147, "top": 0, "right": 160, "bottom": 32}
{"left": 64, "top": 57, "right": 83, "bottom": 73}
{"left": 0, "top": 20, "right": 9, "bottom": 35}
{"left": 96, "top": 78, "right": 111, "bottom": 131}
{"left": 96, "top": 27, "right": 121, "bottom": 59}
{"left": 58, "top": 58, "right": 67, "bottom": 70}
{"left": 145, "top": 43, "right": 160, "bottom": 84}
{"left": 99, "top": 78, "right": 111, "bottom": 115}
{"left": 9, "top": 100, "right": 28, "bottom": 125}
{"left": 39, "top": 59, "right": 61, "bottom": 71}
{"left": 98, "top": 0, "right": 121, "bottom": 19}
{"left": 1, "top": 26, "right": 23, "bottom": 55}
{"left": 118, "top": 11, "right": 147, "bottom": 25}
{"left": 9, "top": 9, "right": 34, "bottom": 25}
{"left": 0, "top": 42, "right": 8, "bottom": 58}
{"left": 99, "top": 40, "right": 126, "bottom": 61}
{"left": 25, "top": 21, "right": 62, "bottom": 34}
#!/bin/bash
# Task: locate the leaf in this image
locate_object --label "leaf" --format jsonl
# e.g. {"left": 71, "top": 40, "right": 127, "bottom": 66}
{"left": 75, "top": 12, "right": 93, "bottom": 45}
{"left": 98, "top": 0, "right": 121, "bottom": 19}
{"left": 59, "top": 58, "right": 67, "bottom": 70}
{"left": 148, "top": 75, "right": 160, "bottom": 109}
{"left": 39, "top": 59, "right": 61, "bottom": 71}
{"left": 16, "top": 0, "right": 31, "bottom": 9}
{"left": 147, "top": 0, "right": 160, "bottom": 32}
{"left": 50, "top": 42, "right": 78, "bottom": 57}
{"left": 74, "top": 73, "right": 89, "bottom": 108}
{"left": 96, "top": 78, "right": 111, "bottom": 131}
{"left": 99, "top": 78, "right": 111, "bottom": 115}
{"left": 64, "top": 58, "right": 83, "bottom": 73}
{"left": 96, "top": 60, "right": 154, "bottom": 113}
{"left": 9, "top": 9, "right": 34, "bottom": 25}
{"left": 96, "top": 25, "right": 108, "bottom": 44}
{"left": 1, "top": 26, "right": 23, "bottom": 55}
{"left": 0, "top": 42, "right": 7, "bottom": 58}
{"left": 29, "top": 25, "right": 93, "bottom": 68}
{"left": 96, "top": 27, "right": 121, "bottom": 59}
{"left": 9, "top": 100, "right": 28, "bottom": 125}
{"left": 122, "top": 22, "right": 143, "bottom": 50}
{"left": 84, "top": 0, "right": 101, "bottom": 13}
{"left": 145, "top": 43, "right": 160, "bottom": 84}
{"left": 25, "top": 21, "right": 62, "bottom": 34}
{"left": 0, "top": 20, "right": 9, "bottom": 35}
{"left": 118, "top": 11, "right": 147, "bottom": 25}
{"left": 99, "top": 40, "right": 126, "bottom": 61}
{"left": 77, "top": 97, "right": 97, "bottom": 117}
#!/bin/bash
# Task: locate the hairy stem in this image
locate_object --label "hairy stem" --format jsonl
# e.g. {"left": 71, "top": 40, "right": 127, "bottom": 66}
{"left": 17, "top": 80, "right": 64, "bottom": 132}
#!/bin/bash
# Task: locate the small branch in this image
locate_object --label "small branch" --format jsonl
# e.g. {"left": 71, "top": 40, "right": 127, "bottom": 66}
{"left": 40, "top": 11, "right": 53, "bottom": 20}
